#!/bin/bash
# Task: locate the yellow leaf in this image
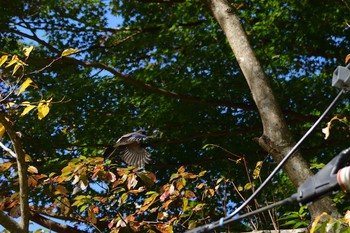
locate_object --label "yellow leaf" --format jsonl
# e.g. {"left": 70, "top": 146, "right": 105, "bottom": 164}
{"left": 119, "top": 193, "right": 128, "bottom": 206}
{"left": 17, "top": 78, "right": 33, "bottom": 95}
{"left": 27, "top": 165, "right": 38, "bottom": 174}
{"left": 0, "top": 55, "right": 8, "bottom": 67}
{"left": 12, "top": 63, "right": 21, "bottom": 75}
{"left": 23, "top": 46, "right": 34, "bottom": 57}
{"left": 0, "top": 123, "right": 5, "bottom": 138}
{"left": 198, "top": 170, "right": 207, "bottom": 176}
{"left": 244, "top": 182, "right": 252, "bottom": 191}
{"left": 6, "top": 102, "right": 16, "bottom": 109}
{"left": 61, "top": 48, "right": 80, "bottom": 57}
{"left": 310, "top": 212, "right": 328, "bottom": 233}
{"left": 37, "top": 103, "right": 50, "bottom": 120}
{"left": 253, "top": 161, "right": 263, "bottom": 179}
{"left": 5, "top": 55, "right": 18, "bottom": 68}
{"left": 25, "top": 154, "right": 33, "bottom": 162}
{"left": 20, "top": 105, "right": 36, "bottom": 117}
{"left": 21, "top": 101, "right": 31, "bottom": 106}
{"left": 344, "top": 210, "right": 350, "bottom": 226}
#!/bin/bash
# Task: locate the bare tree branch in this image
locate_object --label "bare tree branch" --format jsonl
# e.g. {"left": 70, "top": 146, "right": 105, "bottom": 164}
{"left": 2, "top": 28, "right": 59, "bottom": 54}
{"left": 0, "top": 113, "right": 29, "bottom": 232}
{"left": 0, "top": 209, "right": 23, "bottom": 233}
{"left": 29, "top": 212, "right": 87, "bottom": 233}
{"left": 63, "top": 57, "right": 257, "bottom": 109}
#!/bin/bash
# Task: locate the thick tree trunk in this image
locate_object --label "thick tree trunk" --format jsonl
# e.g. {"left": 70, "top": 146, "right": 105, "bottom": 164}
{"left": 205, "top": 0, "right": 339, "bottom": 218}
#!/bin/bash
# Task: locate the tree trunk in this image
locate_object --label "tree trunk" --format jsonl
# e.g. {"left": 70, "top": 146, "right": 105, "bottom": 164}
{"left": 205, "top": 0, "right": 339, "bottom": 218}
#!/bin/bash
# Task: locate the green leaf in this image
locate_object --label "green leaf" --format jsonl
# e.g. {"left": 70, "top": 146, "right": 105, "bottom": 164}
{"left": 118, "top": 193, "right": 128, "bottom": 206}
{"left": 182, "top": 197, "right": 188, "bottom": 212}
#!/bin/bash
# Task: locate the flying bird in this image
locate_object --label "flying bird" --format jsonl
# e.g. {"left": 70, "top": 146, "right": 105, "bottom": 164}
{"left": 105, "top": 130, "right": 151, "bottom": 167}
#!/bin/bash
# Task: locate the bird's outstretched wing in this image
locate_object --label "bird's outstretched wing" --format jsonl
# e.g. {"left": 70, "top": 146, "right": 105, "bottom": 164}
{"left": 107, "top": 131, "right": 151, "bottom": 167}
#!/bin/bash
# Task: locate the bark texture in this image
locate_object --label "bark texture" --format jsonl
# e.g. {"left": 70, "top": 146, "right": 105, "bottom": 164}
{"left": 205, "top": 0, "right": 339, "bottom": 218}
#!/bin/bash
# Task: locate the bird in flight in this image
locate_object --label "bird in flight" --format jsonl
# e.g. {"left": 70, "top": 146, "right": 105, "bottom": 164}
{"left": 105, "top": 130, "right": 151, "bottom": 167}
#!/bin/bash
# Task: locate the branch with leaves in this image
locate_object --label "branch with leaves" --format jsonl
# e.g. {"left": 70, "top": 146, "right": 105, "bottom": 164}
{"left": 0, "top": 113, "right": 29, "bottom": 233}
{"left": 0, "top": 48, "right": 79, "bottom": 232}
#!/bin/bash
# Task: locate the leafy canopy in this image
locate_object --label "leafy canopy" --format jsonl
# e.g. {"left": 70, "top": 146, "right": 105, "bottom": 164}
{"left": 0, "top": 0, "right": 349, "bottom": 232}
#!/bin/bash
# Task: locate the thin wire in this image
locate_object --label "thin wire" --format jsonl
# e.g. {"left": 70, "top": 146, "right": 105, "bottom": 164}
{"left": 224, "top": 196, "right": 295, "bottom": 225}
{"left": 186, "top": 89, "right": 345, "bottom": 233}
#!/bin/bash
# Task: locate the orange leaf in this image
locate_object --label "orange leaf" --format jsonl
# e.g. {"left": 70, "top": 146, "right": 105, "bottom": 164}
{"left": 176, "top": 177, "right": 186, "bottom": 191}
{"left": 91, "top": 166, "right": 103, "bottom": 179}
{"left": 0, "top": 162, "right": 13, "bottom": 172}
{"left": 184, "top": 190, "right": 196, "bottom": 198}
{"left": 128, "top": 186, "right": 146, "bottom": 194}
{"left": 178, "top": 166, "right": 185, "bottom": 173}
{"left": 7, "top": 199, "right": 19, "bottom": 209}
{"left": 196, "top": 183, "right": 206, "bottom": 189}
{"left": 346, "top": 54, "right": 350, "bottom": 64}
{"left": 138, "top": 171, "right": 156, "bottom": 186}
{"left": 208, "top": 188, "right": 215, "bottom": 197}
{"left": 163, "top": 199, "right": 174, "bottom": 210}
{"left": 156, "top": 224, "right": 173, "bottom": 233}
{"left": 55, "top": 185, "right": 68, "bottom": 196}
